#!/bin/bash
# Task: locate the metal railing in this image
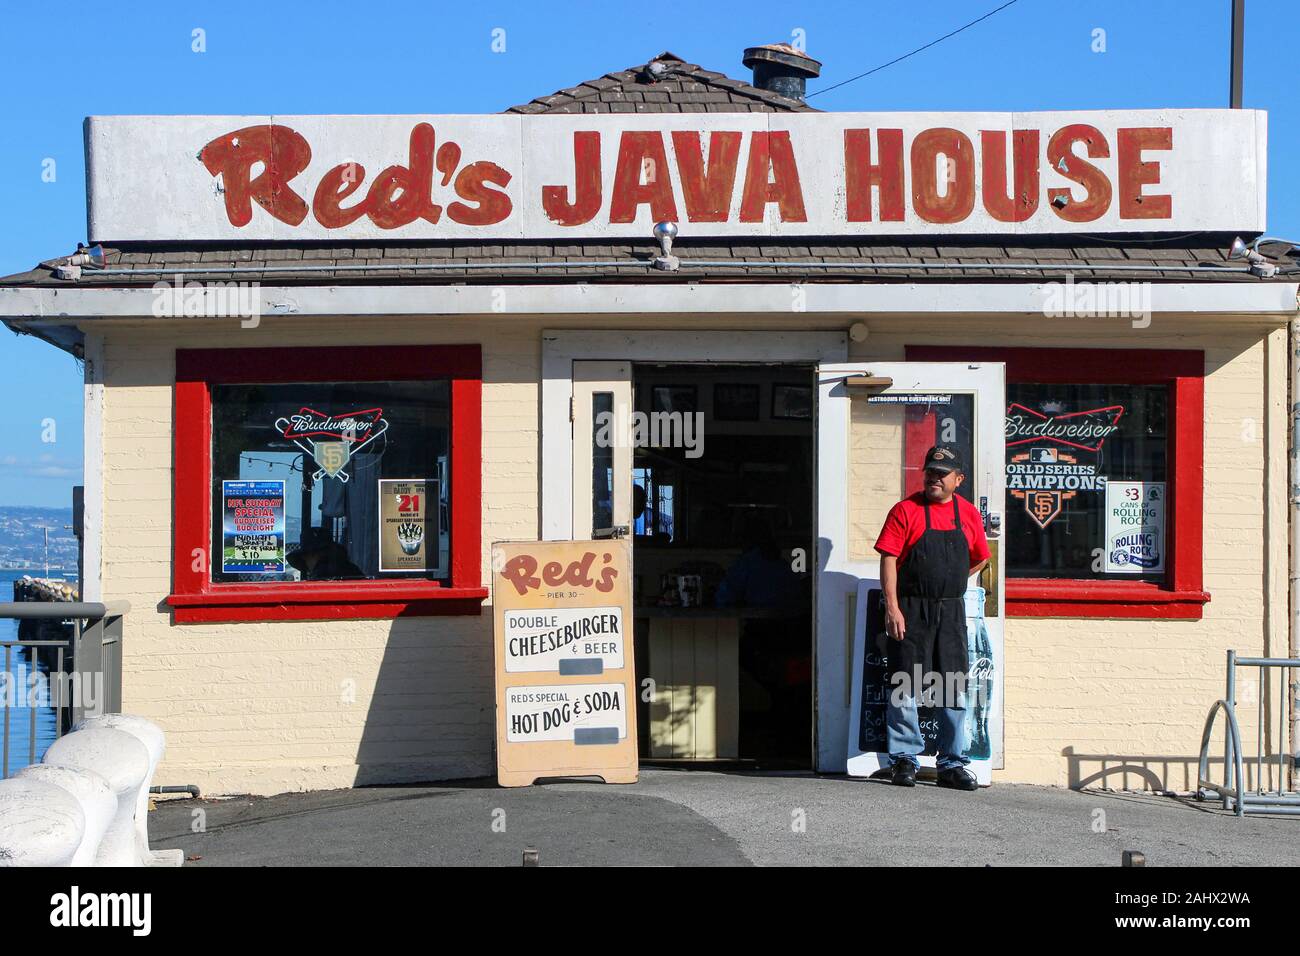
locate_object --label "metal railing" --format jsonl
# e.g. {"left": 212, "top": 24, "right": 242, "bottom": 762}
{"left": 0, "top": 600, "right": 128, "bottom": 778}
{"left": 1197, "top": 650, "right": 1300, "bottom": 817}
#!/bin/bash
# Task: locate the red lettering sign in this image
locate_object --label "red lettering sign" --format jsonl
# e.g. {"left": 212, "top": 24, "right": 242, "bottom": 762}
{"left": 500, "top": 551, "right": 619, "bottom": 596}
{"left": 981, "top": 129, "right": 1040, "bottom": 223}
{"left": 195, "top": 120, "right": 1181, "bottom": 234}
{"left": 844, "top": 128, "right": 905, "bottom": 222}
{"left": 201, "top": 123, "right": 512, "bottom": 231}
{"left": 1046, "top": 125, "right": 1112, "bottom": 222}
{"left": 1117, "top": 127, "right": 1172, "bottom": 220}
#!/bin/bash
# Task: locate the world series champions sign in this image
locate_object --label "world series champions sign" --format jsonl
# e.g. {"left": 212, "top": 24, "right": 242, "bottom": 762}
{"left": 492, "top": 539, "right": 637, "bottom": 787}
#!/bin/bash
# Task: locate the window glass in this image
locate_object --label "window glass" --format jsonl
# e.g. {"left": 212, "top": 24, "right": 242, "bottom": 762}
{"left": 847, "top": 392, "right": 974, "bottom": 562}
{"left": 592, "top": 392, "right": 614, "bottom": 534}
{"left": 897, "top": 394, "right": 975, "bottom": 505}
{"left": 211, "top": 381, "right": 449, "bottom": 583}
{"left": 1005, "top": 383, "right": 1168, "bottom": 580}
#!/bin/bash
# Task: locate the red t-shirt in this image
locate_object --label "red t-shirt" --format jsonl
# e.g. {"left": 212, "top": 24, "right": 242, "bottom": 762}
{"left": 873, "top": 492, "right": 990, "bottom": 568}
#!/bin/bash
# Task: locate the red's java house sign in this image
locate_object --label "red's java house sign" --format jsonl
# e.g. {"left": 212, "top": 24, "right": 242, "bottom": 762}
{"left": 84, "top": 111, "right": 1266, "bottom": 241}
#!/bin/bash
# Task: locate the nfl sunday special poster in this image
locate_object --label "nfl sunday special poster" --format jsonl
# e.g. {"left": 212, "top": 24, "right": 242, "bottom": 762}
{"left": 221, "top": 480, "right": 286, "bottom": 573}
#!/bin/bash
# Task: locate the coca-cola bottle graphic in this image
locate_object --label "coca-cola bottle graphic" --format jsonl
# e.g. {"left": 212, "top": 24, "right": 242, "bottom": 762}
{"left": 965, "top": 596, "right": 994, "bottom": 760}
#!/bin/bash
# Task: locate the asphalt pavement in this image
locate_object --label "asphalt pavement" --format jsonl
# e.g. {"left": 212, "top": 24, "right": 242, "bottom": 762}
{"left": 148, "top": 768, "right": 1300, "bottom": 866}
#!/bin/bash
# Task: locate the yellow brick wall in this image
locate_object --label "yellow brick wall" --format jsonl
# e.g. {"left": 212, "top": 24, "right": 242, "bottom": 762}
{"left": 92, "top": 312, "right": 1288, "bottom": 794}
{"left": 97, "top": 317, "right": 538, "bottom": 795}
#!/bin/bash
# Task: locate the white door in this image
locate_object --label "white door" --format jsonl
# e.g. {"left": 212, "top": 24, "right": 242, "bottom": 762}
{"left": 815, "top": 361, "right": 1005, "bottom": 783}
{"left": 570, "top": 361, "right": 634, "bottom": 539}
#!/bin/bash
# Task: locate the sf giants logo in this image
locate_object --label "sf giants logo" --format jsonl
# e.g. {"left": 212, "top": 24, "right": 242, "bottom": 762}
{"left": 1024, "top": 490, "right": 1065, "bottom": 528}
{"left": 500, "top": 551, "right": 618, "bottom": 596}
{"left": 1009, "top": 449, "right": 1079, "bottom": 529}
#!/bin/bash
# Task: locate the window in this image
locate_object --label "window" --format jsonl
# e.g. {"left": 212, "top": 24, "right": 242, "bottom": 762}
{"left": 1005, "top": 383, "right": 1167, "bottom": 582}
{"left": 908, "top": 346, "right": 1206, "bottom": 619}
{"left": 212, "top": 381, "right": 449, "bottom": 583}
{"left": 169, "top": 346, "right": 485, "bottom": 623}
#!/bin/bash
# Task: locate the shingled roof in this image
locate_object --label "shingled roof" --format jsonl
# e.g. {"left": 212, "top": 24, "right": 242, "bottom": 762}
{"left": 504, "top": 51, "right": 818, "bottom": 114}
{"left": 0, "top": 235, "right": 1290, "bottom": 290}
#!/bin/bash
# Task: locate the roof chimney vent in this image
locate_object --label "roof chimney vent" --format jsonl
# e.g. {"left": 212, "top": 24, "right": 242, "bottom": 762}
{"left": 742, "top": 43, "right": 821, "bottom": 101}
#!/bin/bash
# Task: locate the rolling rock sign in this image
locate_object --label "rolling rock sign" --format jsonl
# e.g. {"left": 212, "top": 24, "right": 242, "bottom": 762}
{"left": 84, "top": 110, "right": 1265, "bottom": 241}
{"left": 492, "top": 539, "right": 636, "bottom": 787}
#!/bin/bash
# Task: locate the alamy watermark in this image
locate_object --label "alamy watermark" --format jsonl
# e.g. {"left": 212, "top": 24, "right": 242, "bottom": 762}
{"left": 889, "top": 663, "right": 993, "bottom": 710}
{"left": 0, "top": 666, "right": 105, "bottom": 713}
{"left": 151, "top": 274, "right": 262, "bottom": 328}
{"left": 594, "top": 407, "right": 704, "bottom": 459}
{"left": 1042, "top": 274, "right": 1151, "bottom": 329}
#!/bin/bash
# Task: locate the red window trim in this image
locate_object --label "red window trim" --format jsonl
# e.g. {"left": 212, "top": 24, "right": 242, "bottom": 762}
{"left": 168, "top": 345, "right": 486, "bottom": 623}
{"left": 907, "top": 345, "right": 1206, "bottom": 620}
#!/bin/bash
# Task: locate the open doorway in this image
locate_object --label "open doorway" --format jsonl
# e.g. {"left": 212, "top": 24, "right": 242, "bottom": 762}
{"left": 630, "top": 363, "right": 814, "bottom": 770}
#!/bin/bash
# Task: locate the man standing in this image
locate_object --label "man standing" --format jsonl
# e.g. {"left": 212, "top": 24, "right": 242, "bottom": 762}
{"left": 874, "top": 446, "right": 990, "bottom": 790}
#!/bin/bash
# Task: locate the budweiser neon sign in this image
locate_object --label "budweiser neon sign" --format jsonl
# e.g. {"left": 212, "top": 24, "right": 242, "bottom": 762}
{"left": 1005, "top": 404, "right": 1124, "bottom": 453}
{"left": 278, "top": 408, "right": 384, "bottom": 442}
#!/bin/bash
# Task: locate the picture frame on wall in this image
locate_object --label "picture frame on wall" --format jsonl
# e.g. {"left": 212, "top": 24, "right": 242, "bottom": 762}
{"left": 652, "top": 385, "right": 697, "bottom": 414}
{"left": 713, "top": 383, "right": 761, "bottom": 421}
{"left": 772, "top": 383, "right": 813, "bottom": 420}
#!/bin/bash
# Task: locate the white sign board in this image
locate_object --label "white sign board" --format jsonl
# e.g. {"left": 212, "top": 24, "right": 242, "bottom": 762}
{"left": 502, "top": 606, "right": 625, "bottom": 673}
{"left": 85, "top": 110, "right": 1267, "bottom": 242}
{"left": 1104, "top": 480, "right": 1166, "bottom": 573}
{"left": 504, "top": 683, "right": 629, "bottom": 744}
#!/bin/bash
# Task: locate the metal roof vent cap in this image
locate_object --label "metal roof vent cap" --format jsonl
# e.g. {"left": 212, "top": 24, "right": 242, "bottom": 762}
{"left": 742, "top": 43, "right": 821, "bottom": 101}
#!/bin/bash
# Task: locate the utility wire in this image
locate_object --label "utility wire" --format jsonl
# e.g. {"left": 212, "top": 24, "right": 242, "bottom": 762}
{"left": 806, "top": 0, "right": 1021, "bottom": 99}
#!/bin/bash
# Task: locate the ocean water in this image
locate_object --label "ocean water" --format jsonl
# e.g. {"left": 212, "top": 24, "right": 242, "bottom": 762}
{"left": 1, "top": 568, "right": 76, "bottom": 776}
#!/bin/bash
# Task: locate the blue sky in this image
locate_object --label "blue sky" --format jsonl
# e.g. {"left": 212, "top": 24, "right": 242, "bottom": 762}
{"left": 0, "top": 0, "right": 1293, "bottom": 507}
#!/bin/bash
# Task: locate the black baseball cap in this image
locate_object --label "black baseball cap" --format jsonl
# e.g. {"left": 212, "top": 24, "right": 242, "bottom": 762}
{"left": 923, "top": 445, "right": 963, "bottom": 475}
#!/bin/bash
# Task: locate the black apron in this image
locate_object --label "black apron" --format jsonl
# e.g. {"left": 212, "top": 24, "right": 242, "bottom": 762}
{"left": 885, "top": 496, "right": 971, "bottom": 709}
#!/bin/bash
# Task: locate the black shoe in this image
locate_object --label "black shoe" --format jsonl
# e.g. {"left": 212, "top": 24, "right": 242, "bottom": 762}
{"left": 891, "top": 761, "right": 917, "bottom": 787}
{"left": 936, "top": 767, "right": 978, "bottom": 791}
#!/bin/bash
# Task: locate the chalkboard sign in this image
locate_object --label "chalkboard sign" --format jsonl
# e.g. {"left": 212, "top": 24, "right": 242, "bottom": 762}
{"left": 851, "top": 584, "right": 994, "bottom": 770}
{"left": 857, "top": 589, "right": 891, "bottom": 754}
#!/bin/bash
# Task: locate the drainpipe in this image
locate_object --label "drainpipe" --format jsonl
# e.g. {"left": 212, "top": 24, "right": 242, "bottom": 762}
{"left": 1291, "top": 316, "right": 1300, "bottom": 784}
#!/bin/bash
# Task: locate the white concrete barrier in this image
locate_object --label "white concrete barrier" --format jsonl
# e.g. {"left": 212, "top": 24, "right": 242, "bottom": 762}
{"left": 16, "top": 765, "right": 116, "bottom": 867}
{"left": 44, "top": 726, "right": 152, "bottom": 866}
{"left": 74, "top": 714, "right": 183, "bottom": 867}
{"left": 0, "top": 714, "right": 185, "bottom": 867}
{"left": 0, "top": 777, "right": 86, "bottom": 866}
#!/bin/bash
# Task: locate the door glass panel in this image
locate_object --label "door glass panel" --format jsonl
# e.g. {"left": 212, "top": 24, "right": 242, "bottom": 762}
{"left": 591, "top": 392, "right": 614, "bottom": 533}
{"left": 848, "top": 392, "right": 975, "bottom": 561}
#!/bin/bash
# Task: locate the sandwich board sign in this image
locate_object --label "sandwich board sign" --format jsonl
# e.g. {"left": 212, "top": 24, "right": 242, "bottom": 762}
{"left": 492, "top": 539, "right": 638, "bottom": 787}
